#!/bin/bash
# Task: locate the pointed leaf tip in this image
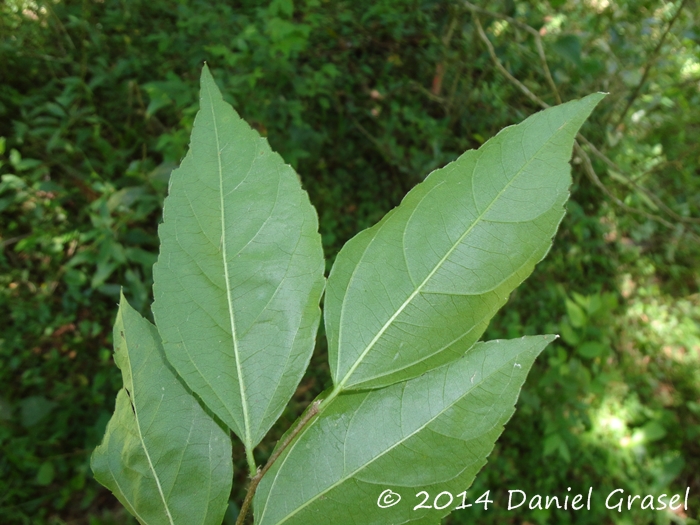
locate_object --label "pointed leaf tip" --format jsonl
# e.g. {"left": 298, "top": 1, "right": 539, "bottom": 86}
{"left": 92, "top": 295, "right": 233, "bottom": 525}
{"left": 325, "top": 94, "right": 603, "bottom": 392}
{"left": 255, "top": 337, "right": 550, "bottom": 525}
{"left": 152, "top": 66, "right": 325, "bottom": 449}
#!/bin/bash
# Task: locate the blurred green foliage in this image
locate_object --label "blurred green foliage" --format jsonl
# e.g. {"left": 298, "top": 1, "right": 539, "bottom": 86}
{"left": 0, "top": 0, "right": 698, "bottom": 523}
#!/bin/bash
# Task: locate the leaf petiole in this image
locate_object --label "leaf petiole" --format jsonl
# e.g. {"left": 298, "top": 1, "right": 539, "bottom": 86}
{"left": 236, "top": 400, "right": 321, "bottom": 525}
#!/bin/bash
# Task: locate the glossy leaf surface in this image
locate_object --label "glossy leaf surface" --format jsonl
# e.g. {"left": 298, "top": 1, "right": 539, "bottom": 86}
{"left": 325, "top": 94, "right": 604, "bottom": 390}
{"left": 91, "top": 293, "right": 232, "bottom": 525}
{"left": 254, "top": 336, "right": 553, "bottom": 525}
{"left": 152, "top": 66, "right": 325, "bottom": 448}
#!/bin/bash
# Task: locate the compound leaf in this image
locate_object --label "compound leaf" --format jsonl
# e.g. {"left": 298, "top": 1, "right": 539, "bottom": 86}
{"left": 325, "top": 94, "right": 604, "bottom": 390}
{"left": 152, "top": 65, "right": 325, "bottom": 450}
{"left": 254, "top": 336, "right": 553, "bottom": 525}
{"left": 91, "top": 293, "right": 232, "bottom": 525}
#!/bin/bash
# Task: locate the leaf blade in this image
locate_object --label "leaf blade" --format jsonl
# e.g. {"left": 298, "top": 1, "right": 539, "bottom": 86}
{"left": 91, "top": 293, "right": 232, "bottom": 525}
{"left": 152, "top": 65, "right": 325, "bottom": 448}
{"left": 254, "top": 336, "right": 553, "bottom": 525}
{"left": 326, "top": 94, "right": 604, "bottom": 390}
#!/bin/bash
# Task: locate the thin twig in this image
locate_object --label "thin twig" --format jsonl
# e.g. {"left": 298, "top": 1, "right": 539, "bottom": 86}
{"left": 577, "top": 134, "right": 700, "bottom": 225}
{"left": 613, "top": 0, "right": 690, "bottom": 128}
{"left": 533, "top": 31, "right": 561, "bottom": 104}
{"left": 577, "top": 140, "right": 700, "bottom": 242}
{"left": 349, "top": 113, "right": 397, "bottom": 164}
{"left": 463, "top": 1, "right": 561, "bottom": 104}
{"left": 630, "top": 146, "right": 699, "bottom": 183}
{"left": 472, "top": 14, "right": 547, "bottom": 110}
{"left": 0, "top": 234, "right": 30, "bottom": 249}
{"left": 442, "top": 11, "right": 459, "bottom": 47}
{"left": 235, "top": 400, "right": 321, "bottom": 525}
{"left": 409, "top": 80, "right": 446, "bottom": 103}
{"left": 464, "top": 1, "right": 539, "bottom": 37}
{"left": 467, "top": 4, "right": 700, "bottom": 240}
{"left": 42, "top": 0, "right": 76, "bottom": 52}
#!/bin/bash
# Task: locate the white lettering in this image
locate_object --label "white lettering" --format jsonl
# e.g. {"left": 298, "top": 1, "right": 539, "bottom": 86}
{"left": 670, "top": 494, "right": 681, "bottom": 510}
{"left": 627, "top": 494, "right": 640, "bottom": 509}
{"left": 657, "top": 494, "right": 668, "bottom": 510}
{"left": 545, "top": 496, "right": 561, "bottom": 509}
{"left": 606, "top": 489, "right": 624, "bottom": 512}
{"left": 508, "top": 490, "right": 526, "bottom": 510}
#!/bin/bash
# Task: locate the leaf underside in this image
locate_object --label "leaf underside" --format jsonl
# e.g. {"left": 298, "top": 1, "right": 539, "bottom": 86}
{"left": 254, "top": 336, "right": 553, "bottom": 525}
{"left": 325, "top": 93, "right": 605, "bottom": 391}
{"left": 92, "top": 70, "right": 604, "bottom": 525}
{"left": 151, "top": 65, "right": 325, "bottom": 448}
{"left": 91, "top": 293, "right": 232, "bottom": 525}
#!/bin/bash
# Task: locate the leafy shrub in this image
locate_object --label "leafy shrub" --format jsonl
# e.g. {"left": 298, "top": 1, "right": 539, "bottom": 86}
{"left": 1, "top": 1, "right": 698, "bottom": 523}
{"left": 91, "top": 66, "right": 601, "bottom": 524}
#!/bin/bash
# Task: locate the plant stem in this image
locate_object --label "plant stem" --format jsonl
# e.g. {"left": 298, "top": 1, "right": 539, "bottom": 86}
{"left": 612, "top": 0, "right": 689, "bottom": 129}
{"left": 245, "top": 447, "right": 257, "bottom": 477}
{"left": 463, "top": 0, "right": 561, "bottom": 103}
{"left": 471, "top": 14, "right": 548, "bottom": 111}
{"left": 235, "top": 400, "right": 321, "bottom": 525}
{"left": 468, "top": 3, "right": 700, "bottom": 242}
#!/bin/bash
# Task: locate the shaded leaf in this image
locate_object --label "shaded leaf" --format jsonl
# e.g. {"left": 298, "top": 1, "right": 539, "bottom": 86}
{"left": 640, "top": 421, "right": 666, "bottom": 443}
{"left": 36, "top": 461, "right": 54, "bottom": 486}
{"left": 19, "top": 396, "right": 57, "bottom": 428}
{"left": 577, "top": 341, "right": 605, "bottom": 358}
{"left": 152, "top": 65, "right": 325, "bottom": 449}
{"left": 91, "top": 293, "right": 232, "bottom": 525}
{"left": 254, "top": 336, "right": 553, "bottom": 525}
{"left": 553, "top": 35, "right": 582, "bottom": 65}
{"left": 565, "top": 298, "right": 587, "bottom": 328}
{"left": 325, "top": 94, "right": 604, "bottom": 391}
{"left": 0, "top": 396, "right": 12, "bottom": 421}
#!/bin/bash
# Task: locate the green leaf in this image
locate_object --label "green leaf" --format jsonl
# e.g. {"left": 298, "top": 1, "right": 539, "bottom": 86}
{"left": 254, "top": 336, "right": 553, "bottom": 525}
{"left": 19, "top": 395, "right": 57, "bottom": 428}
{"left": 640, "top": 420, "right": 667, "bottom": 443}
{"left": 559, "top": 321, "right": 579, "bottom": 346}
{"left": 325, "top": 94, "right": 604, "bottom": 391}
{"left": 151, "top": 65, "right": 325, "bottom": 450}
{"left": 552, "top": 35, "right": 582, "bottom": 65}
{"left": 565, "top": 298, "right": 587, "bottom": 328}
{"left": 36, "top": 461, "right": 55, "bottom": 486}
{"left": 577, "top": 340, "right": 605, "bottom": 358}
{"left": 91, "top": 293, "right": 233, "bottom": 525}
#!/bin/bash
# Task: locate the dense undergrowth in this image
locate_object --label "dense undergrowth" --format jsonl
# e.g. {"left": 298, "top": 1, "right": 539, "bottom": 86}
{"left": 0, "top": 0, "right": 698, "bottom": 524}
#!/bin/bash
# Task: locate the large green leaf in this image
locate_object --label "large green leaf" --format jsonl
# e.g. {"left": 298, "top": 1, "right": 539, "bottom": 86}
{"left": 152, "top": 66, "right": 325, "bottom": 450}
{"left": 325, "top": 94, "right": 604, "bottom": 391}
{"left": 91, "top": 293, "right": 232, "bottom": 525}
{"left": 254, "top": 336, "right": 553, "bottom": 525}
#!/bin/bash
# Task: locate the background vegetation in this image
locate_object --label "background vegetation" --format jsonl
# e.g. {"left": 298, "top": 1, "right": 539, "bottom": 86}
{"left": 1, "top": 0, "right": 698, "bottom": 523}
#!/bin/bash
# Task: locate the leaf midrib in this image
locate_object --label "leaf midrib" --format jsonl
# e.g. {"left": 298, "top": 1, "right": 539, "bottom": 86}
{"left": 260, "top": 344, "right": 527, "bottom": 525}
{"left": 205, "top": 79, "right": 253, "bottom": 449}
{"left": 336, "top": 130, "right": 557, "bottom": 389}
{"left": 355, "top": 241, "right": 549, "bottom": 386}
{"left": 104, "top": 415, "right": 148, "bottom": 524}
{"left": 122, "top": 321, "right": 175, "bottom": 525}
